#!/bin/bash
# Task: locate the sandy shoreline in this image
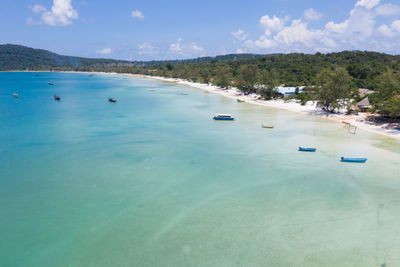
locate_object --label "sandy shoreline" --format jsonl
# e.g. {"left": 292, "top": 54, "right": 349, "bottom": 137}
{"left": 6, "top": 70, "right": 400, "bottom": 140}
{"left": 126, "top": 74, "right": 400, "bottom": 141}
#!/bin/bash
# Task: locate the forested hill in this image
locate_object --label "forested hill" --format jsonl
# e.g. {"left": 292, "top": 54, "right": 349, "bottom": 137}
{"left": 0, "top": 44, "right": 133, "bottom": 70}
{"left": 0, "top": 44, "right": 262, "bottom": 70}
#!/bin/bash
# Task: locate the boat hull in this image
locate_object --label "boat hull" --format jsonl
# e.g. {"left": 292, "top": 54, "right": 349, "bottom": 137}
{"left": 341, "top": 158, "right": 367, "bottom": 163}
{"left": 299, "top": 147, "right": 316, "bottom": 152}
{"left": 213, "top": 117, "right": 234, "bottom": 121}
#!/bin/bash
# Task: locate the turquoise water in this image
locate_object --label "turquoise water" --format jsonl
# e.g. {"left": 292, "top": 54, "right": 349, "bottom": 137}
{"left": 1, "top": 72, "right": 400, "bottom": 266}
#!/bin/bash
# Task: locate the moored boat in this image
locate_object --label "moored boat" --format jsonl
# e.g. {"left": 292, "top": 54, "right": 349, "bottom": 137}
{"left": 54, "top": 95, "right": 61, "bottom": 101}
{"left": 341, "top": 157, "right": 367, "bottom": 163}
{"left": 262, "top": 124, "right": 274, "bottom": 129}
{"left": 213, "top": 114, "right": 234, "bottom": 121}
{"left": 48, "top": 82, "right": 54, "bottom": 85}
{"left": 237, "top": 99, "right": 245, "bottom": 103}
{"left": 299, "top": 147, "right": 317, "bottom": 152}
{"left": 108, "top": 98, "right": 117, "bottom": 103}
{"left": 12, "top": 93, "right": 19, "bottom": 98}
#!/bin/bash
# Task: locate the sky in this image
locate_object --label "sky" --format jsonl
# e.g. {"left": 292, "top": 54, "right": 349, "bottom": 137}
{"left": 1, "top": 0, "right": 400, "bottom": 61}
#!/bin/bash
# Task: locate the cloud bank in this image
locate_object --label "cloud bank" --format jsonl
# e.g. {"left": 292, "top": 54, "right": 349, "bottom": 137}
{"left": 233, "top": 0, "right": 400, "bottom": 54}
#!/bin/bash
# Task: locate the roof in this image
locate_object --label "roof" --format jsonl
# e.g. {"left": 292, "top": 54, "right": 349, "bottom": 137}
{"left": 357, "top": 97, "right": 371, "bottom": 108}
{"left": 358, "top": 88, "right": 374, "bottom": 98}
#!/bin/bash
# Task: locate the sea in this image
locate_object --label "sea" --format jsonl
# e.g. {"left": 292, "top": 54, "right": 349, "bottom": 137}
{"left": 1, "top": 72, "right": 400, "bottom": 266}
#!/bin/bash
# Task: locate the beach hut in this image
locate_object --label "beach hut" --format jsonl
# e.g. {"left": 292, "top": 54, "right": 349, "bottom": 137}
{"left": 357, "top": 97, "right": 372, "bottom": 112}
{"left": 358, "top": 88, "right": 374, "bottom": 98}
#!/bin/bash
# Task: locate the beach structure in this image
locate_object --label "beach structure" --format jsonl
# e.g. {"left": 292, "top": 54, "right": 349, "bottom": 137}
{"left": 357, "top": 97, "right": 372, "bottom": 112}
{"left": 358, "top": 88, "right": 374, "bottom": 98}
{"left": 275, "top": 86, "right": 305, "bottom": 98}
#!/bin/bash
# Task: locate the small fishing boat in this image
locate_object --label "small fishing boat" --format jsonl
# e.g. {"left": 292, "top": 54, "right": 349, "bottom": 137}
{"left": 108, "top": 98, "right": 117, "bottom": 103}
{"left": 262, "top": 124, "right": 274, "bottom": 129}
{"left": 341, "top": 157, "right": 367, "bottom": 163}
{"left": 48, "top": 82, "right": 54, "bottom": 85}
{"left": 213, "top": 114, "right": 234, "bottom": 121}
{"left": 13, "top": 93, "right": 19, "bottom": 98}
{"left": 299, "top": 147, "right": 317, "bottom": 152}
{"left": 54, "top": 95, "right": 61, "bottom": 101}
{"left": 237, "top": 99, "right": 245, "bottom": 103}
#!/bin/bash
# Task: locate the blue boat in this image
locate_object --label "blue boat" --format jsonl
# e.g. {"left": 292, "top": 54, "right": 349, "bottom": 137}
{"left": 213, "top": 114, "right": 234, "bottom": 121}
{"left": 341, "top": 157, "right": 367, "bottom": 163}
{"left": 237, "top": 99, "right": 245, "bottom": 103}
{"left": 299, "top": 147, "right": 316, "bottom": 152}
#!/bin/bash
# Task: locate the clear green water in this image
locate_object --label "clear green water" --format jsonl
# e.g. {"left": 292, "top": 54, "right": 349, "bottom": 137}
{"left": 1, "top": 72, "right": 400, "bottom": 266}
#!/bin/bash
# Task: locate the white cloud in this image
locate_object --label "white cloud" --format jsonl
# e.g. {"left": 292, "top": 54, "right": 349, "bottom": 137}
{"left": 30, "top": 4, "right": 46, "bottom": 14}
{"left": 235, "top": 0, "right": 400, "bottom": 54}
{"left": 378, "top": 24, "right": 395, "bottom": 37}
{"left": 379, "top": 20, "right": 400, "bottom": 37}
{"left": 131, "top": 10, "right": 144, "bottom": 19}
{"left": 304, "top": 8, "right": 323, "bottom": 21}
{"left": 169, "top": 38, "right": 204, "bottom": 57}
{"left": 28, "top": 0, "right": 78, "bottom": 26}
{"left": 392, "top": 20, "right": 400, "bottom": 32}
{"left": 138, "top": 43, "right": 160, "bottom": 55}
{"left": 259, "top": 15, "right": 288, "bottom": 36}
{"left": 97, "top": 48, "right": 112, "bottom": 55}
{"left": 355, "top": 0, "right": 380, "bottom": 9}
{"left": 232, "top": 29, "right": 248, "bottom": 41}
{"left": 375, "top": 4, "right": 400, "bottom": 16}
{"left": 26, "top": 17, "right": 37, "bottom": 24}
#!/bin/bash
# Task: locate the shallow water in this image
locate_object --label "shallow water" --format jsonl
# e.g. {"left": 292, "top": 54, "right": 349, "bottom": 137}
{"left": 1, "top": 72, "right": 400, "bottom": 266}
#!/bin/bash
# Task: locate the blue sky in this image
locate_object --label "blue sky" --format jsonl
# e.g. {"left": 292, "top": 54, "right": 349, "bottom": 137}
{"left": 1, "top": 0, "right": 400, "bottom": 60}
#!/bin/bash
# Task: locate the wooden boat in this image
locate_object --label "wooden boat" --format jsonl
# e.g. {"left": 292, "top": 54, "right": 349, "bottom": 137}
{"left": 108, "top": 98, "right": 117, "bottom": 103}
{"left": 299, "top": 147, "right": 317, "bottom": 152}
{"left": 237, "top": 99, "right": 245, "bottom": 103}
{"left": 48, "top": 82, "right": 54, "bottom": 85}
{"left": 213, "top": 114, "right": 234, "bottom": 121}
{"left": 12, "top": 93, "right": 19, "bottom": 98}
{"left": 341, "top": 157, "right": 367, "bottom": 163}
{"left": 54, "top": 95, "right": 61, "bottom": 101}
{"left": 262, "top": 124, "right": 274, "bottom": 129}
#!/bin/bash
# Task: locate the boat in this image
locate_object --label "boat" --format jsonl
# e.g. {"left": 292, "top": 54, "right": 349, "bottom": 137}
{"left": 213, "top": 114, "right": 234, "bottom": 121}
{"left": 341, "top": 157, "right": 367, "bottom": 163}
{"left": 12, "top": 93, "right": 19, "bottom": 98}
{"left": 108, "top": 98, "right": 117, "bottom": 103}
{"left": 237, "top": 99, "right": 245, "bottom": 103}
{"left": 48, "top": 82, "right": 54, "bottom": 85}
{"left": 54, "top": 95, "right": 61, "bottom": 101}
{"left": 262, "top": 124, "right": 274, "bottom": 129}
{"left": 299, "top": 147, "right": 317, "bottom": 152}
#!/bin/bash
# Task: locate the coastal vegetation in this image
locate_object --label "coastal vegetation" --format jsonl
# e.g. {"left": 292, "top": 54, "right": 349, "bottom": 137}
{"left": 2, "top": 44, "right": 400, "bottom": 118}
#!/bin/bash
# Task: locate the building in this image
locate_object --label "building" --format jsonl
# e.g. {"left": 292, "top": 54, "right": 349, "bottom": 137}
{"left": 357, "top": 97, "right": 372, "bottom": 112}
{"left": 358, "top": 88, "right": 374, "bottom": 98}
{"left": 275, "top": 86, "right": 305, "bottom": 98}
